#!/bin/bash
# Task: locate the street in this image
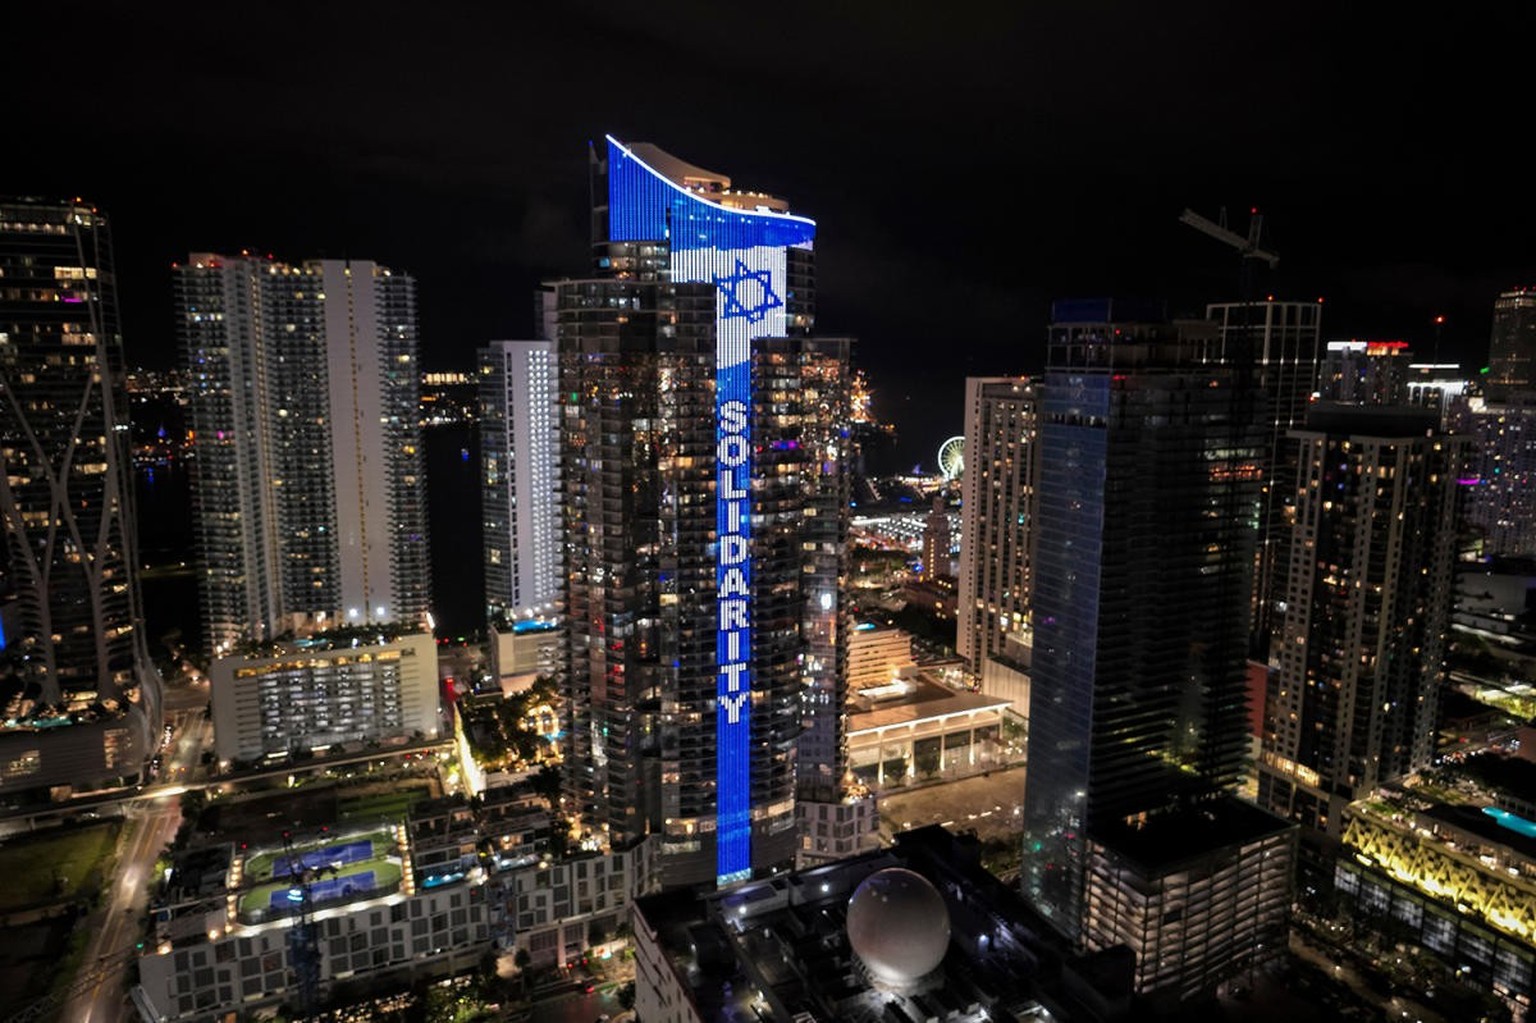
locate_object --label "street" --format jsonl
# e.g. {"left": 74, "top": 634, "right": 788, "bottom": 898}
{"left": 63, "top": 675, "right": 208, "bottom": 1023}
{"left": 527, "top": 984, "right": 624, "bottom": 1023}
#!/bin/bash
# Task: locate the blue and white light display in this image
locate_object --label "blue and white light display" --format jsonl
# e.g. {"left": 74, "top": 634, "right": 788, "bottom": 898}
{"left": 606, "top": 136, "right": 816, "bottom": 886}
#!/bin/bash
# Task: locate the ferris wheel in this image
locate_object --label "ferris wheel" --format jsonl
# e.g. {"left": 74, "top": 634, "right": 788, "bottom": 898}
{"left": 937, "top": 436, "right": 964, "bottom": 480}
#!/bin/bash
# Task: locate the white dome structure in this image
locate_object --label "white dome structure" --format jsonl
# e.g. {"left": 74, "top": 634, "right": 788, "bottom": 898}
{"left": 846, "top": 867, "right": 951, "bottom": 990}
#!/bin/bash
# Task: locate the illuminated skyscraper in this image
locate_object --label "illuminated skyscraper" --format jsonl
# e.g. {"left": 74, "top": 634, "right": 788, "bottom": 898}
{"left": 1488, "top": 287, "right": 1536, "bottom": 399}
{"left": 1465, "top": 394, "right": 1536, "bottom": 558}
{"left": 478, "top": 339, "right": 559, "bottom": 621}
{"left": 956, "top": 376, "right": 1038, "bottom": 671}
{"left": 919, "top": 496, "right": 952, "bottom": 582}
{"left": 0, "top": 199, "right": 160, "bottom": 794}
{"left": 1204, "top": 300, "right": 1322, "bottom": 652}
{"left": 1259, "top": 405, "right": 1463, "bottom": 835}
{"left": 1318, "top": 339, "right": 1413, "bottom": 405}
{"left": 1023, "top": 301, "right": 1293, "bottom": 995}
{"left": 553, "top": 138, "right": 848, "bottom": 888}
{"left": 178, "top": 254, "right": 430, "bottom": 656}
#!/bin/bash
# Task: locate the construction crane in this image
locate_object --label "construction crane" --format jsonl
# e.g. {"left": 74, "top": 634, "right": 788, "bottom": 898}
{"left": 281, "top": 830, "right": 334, "bottom": 1016}
{"left": 1179, "top": 206, "right": 1280, "bottom": 269}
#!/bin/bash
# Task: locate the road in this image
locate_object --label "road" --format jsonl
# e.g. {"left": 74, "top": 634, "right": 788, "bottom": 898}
{"left": 528, "top": 984, "right": 624, "bottom": 1023}
{"left": 69, "top": 792, "right": 184, "bottom": 1023}
{"left": 64, "top": 676, "right": 209, "bottom": 1023}
{"left": 5, "top": 670, "right": 452, "bottom": 1023}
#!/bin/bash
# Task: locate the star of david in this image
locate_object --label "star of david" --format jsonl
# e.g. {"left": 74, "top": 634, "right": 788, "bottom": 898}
{"left": 713, "top": 259, "right": 782, "bottom": 323}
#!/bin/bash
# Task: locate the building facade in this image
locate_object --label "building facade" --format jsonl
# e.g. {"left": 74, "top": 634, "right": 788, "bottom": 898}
{"left": 1489, "top": 287, "right": 1536, "bottom": 399}
{"left": 1084, "top": 802, "right": 1295, "bottom": 1002}
{"left": 1318, "top": 339, "right": 1414, "bottom": 405}
{"left": 1464, "top": 393, "right": 1536, "bottom": 559}
{"left": 1023, "top": 300, "right": 1289, "bottom": 994}
{"left": 919, "top": 496, "right": 952, "bottom": 581}
{"left": 554, "top": 138, "right": 848, "bottom": 888}
{"left": 956, "top": 376, "right": 1039, "bottom": 672}
{"left": 1204, "top": 300, "right": 1323, "bottom": 653}
{"left": 1259, "top": 405, "right": 1464, "bottom": 835}
{"left": 178, "top": 254, "right": 430, "bottom": 657}
{"left": 137, "top": 831, "right": 488, "bottom": 1022}
{"left": 478, "top": 340, "right": 560, "bottom": 621}
{"left": 209, "top": 631, "right": 440, "bottom": 766}
{"left": 0, "top": 198, "right": 160, "bottom": 795}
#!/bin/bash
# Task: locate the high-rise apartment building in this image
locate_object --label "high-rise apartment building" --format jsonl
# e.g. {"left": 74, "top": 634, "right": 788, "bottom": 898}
{"left": 1023, "top": 300, "right": 1293, "bottom": 995}
{"left": 1260, "top": 405, "right": 1464, "bottom": 835}
{"left": 178, "top": 254, "right": 430, "bottom": 656}
{"left": 918, "top": 496, "right": 951, "bottom": 582}
{"left": 1204, "top": 300, "right": 1322, "bottom": 652}
{"left": 210, "top": 630, "right": 439, "bottom": 767}
{"left": 1488, "top": 287, "right": 1536, "bottom": 398}
{"left": 1465, "top": 393, "right": 1536, "bottom": 558}
{"left": 955, "top": 377, "right": 1038, "bottom": 672}
{"left": 1318, "top": 339, "right": 1413, "bottom": 405}
{"left": 553, "top": 138, "right": 849, "bottom": 888}
{"left": 0, "top": 199, "right": 160, "bottom": 794}
{"left": 478, "top": 340, "right": 560, "bottom": 621}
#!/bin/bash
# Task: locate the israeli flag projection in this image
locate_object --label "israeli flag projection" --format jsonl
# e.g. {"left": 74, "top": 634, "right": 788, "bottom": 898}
{"left": 605, "top": 136, "right": 816, "bottom": 885}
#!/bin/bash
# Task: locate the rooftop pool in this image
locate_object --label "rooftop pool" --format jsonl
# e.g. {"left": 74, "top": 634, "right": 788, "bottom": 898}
{"left": 1482, "top": 806, "right": 1536, "bottom": 840}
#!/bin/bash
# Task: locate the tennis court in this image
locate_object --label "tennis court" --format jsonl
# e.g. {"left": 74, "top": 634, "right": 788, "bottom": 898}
{"left": 267, "top": 869, "right": 376, "bottom": 910}
{"left": 273, "top": 839, "right": 372, "bottom": 877}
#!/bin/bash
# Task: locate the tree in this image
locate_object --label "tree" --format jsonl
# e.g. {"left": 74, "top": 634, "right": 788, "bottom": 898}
{"left": 916, "top": 746, "right": 941, "bottom": 779}
{"left": 618, "top": 981, "right": 636, "bottom": 1010}
{"left": 531, "top": 764, "right": 562, "bottom": 804}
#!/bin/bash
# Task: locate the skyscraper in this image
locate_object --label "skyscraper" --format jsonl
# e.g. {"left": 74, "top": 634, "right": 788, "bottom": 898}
{"left": 918, "top": 496, "right": 951, "bottom": 582}
{"left": 1465, "top": 393, "right": 1536, "bottom": 559}
{"left": 1023, "top": 301, "right": 1293, "bottom": 994}
{"left": 1204, "top": 300, "right": 1322, "bottom": 652}
{"left": 478, "top": 339, "right": 560, "bottom": 621}
{"left": 1318, "top": 339, "right": 1413, "bottom": 405}
{"left": 178, "top": 254, "right": 430, "bottom": 656}
{"left": 0, "top": 199, "right": 160, "bottom": 794}
{"left": 554, "top": 138, "right": 847, "bottom": 888}
{"left": 1259, "top": 405, "right": 1464, "bottom": 835}
{"left": 1488, "top": 287, "right": 1536, "bottom": 398}
{"left": 955, "top": 376, "right": 1038, "bottom": 672}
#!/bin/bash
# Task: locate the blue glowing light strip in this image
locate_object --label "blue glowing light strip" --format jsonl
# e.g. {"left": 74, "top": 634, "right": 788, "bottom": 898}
{"left": 605, "top": 136, "right": 816, "bottom": 250}
{"left": 607, "top": 137, "right": 814, "bottom": 887}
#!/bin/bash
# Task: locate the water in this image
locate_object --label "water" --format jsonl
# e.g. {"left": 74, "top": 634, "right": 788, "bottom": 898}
{"left": 424, "top": 424, "right": 483, "bottom": 641}
{"left": 1482, "top": 806, "right": 1536, "bottom": 840}
{"left": 135, "top": 463, "right": 201, "bottom": 655}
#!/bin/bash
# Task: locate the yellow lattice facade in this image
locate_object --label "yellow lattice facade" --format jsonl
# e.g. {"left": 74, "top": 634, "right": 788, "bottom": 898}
{"left": 1344, "top": 812, "right": 1536, "bottom": 944}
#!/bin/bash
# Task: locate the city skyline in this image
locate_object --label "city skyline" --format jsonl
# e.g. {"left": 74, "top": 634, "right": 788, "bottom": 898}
{"left": 7, "top": 10, "right": 1536, "bottom": 1022}
{"left": 9, "top": 6, "right": 1536, "bottom": 468}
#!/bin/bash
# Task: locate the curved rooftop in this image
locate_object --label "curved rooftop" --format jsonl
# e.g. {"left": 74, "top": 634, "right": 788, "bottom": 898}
{"left": 605, "top": 135, "right": 813, "bottom": 248}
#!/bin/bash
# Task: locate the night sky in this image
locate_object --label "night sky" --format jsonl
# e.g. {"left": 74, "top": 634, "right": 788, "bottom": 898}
{"left": 11, "top": 3, "right": 1534, "bottom": 466}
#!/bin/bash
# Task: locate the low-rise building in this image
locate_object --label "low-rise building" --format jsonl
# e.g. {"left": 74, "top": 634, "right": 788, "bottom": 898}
{"left": 137, "top": 824, "right": 487, "bottom": 1022}
{"left": 1336, "top": 767, "right": 1536, "bottom": 1016}
{"left": 1083, "top": 797, "right": 1296, "bottom": 1003}
{"left": 487, "top": 618, "right": 561, "bottom": 694}
{"left": 210, "top": 631, "right": 440, "bottom": 768}
{"left": 846, "top": 673, "right": 1013, "bottom": 789}
{"left": 632, "top": 825, "right": 1134, "bottom": 1023}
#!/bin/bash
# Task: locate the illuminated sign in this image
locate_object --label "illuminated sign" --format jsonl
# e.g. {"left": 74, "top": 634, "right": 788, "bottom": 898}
{"left": 607, "top": 137, "right": 816, "bottom": 886}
